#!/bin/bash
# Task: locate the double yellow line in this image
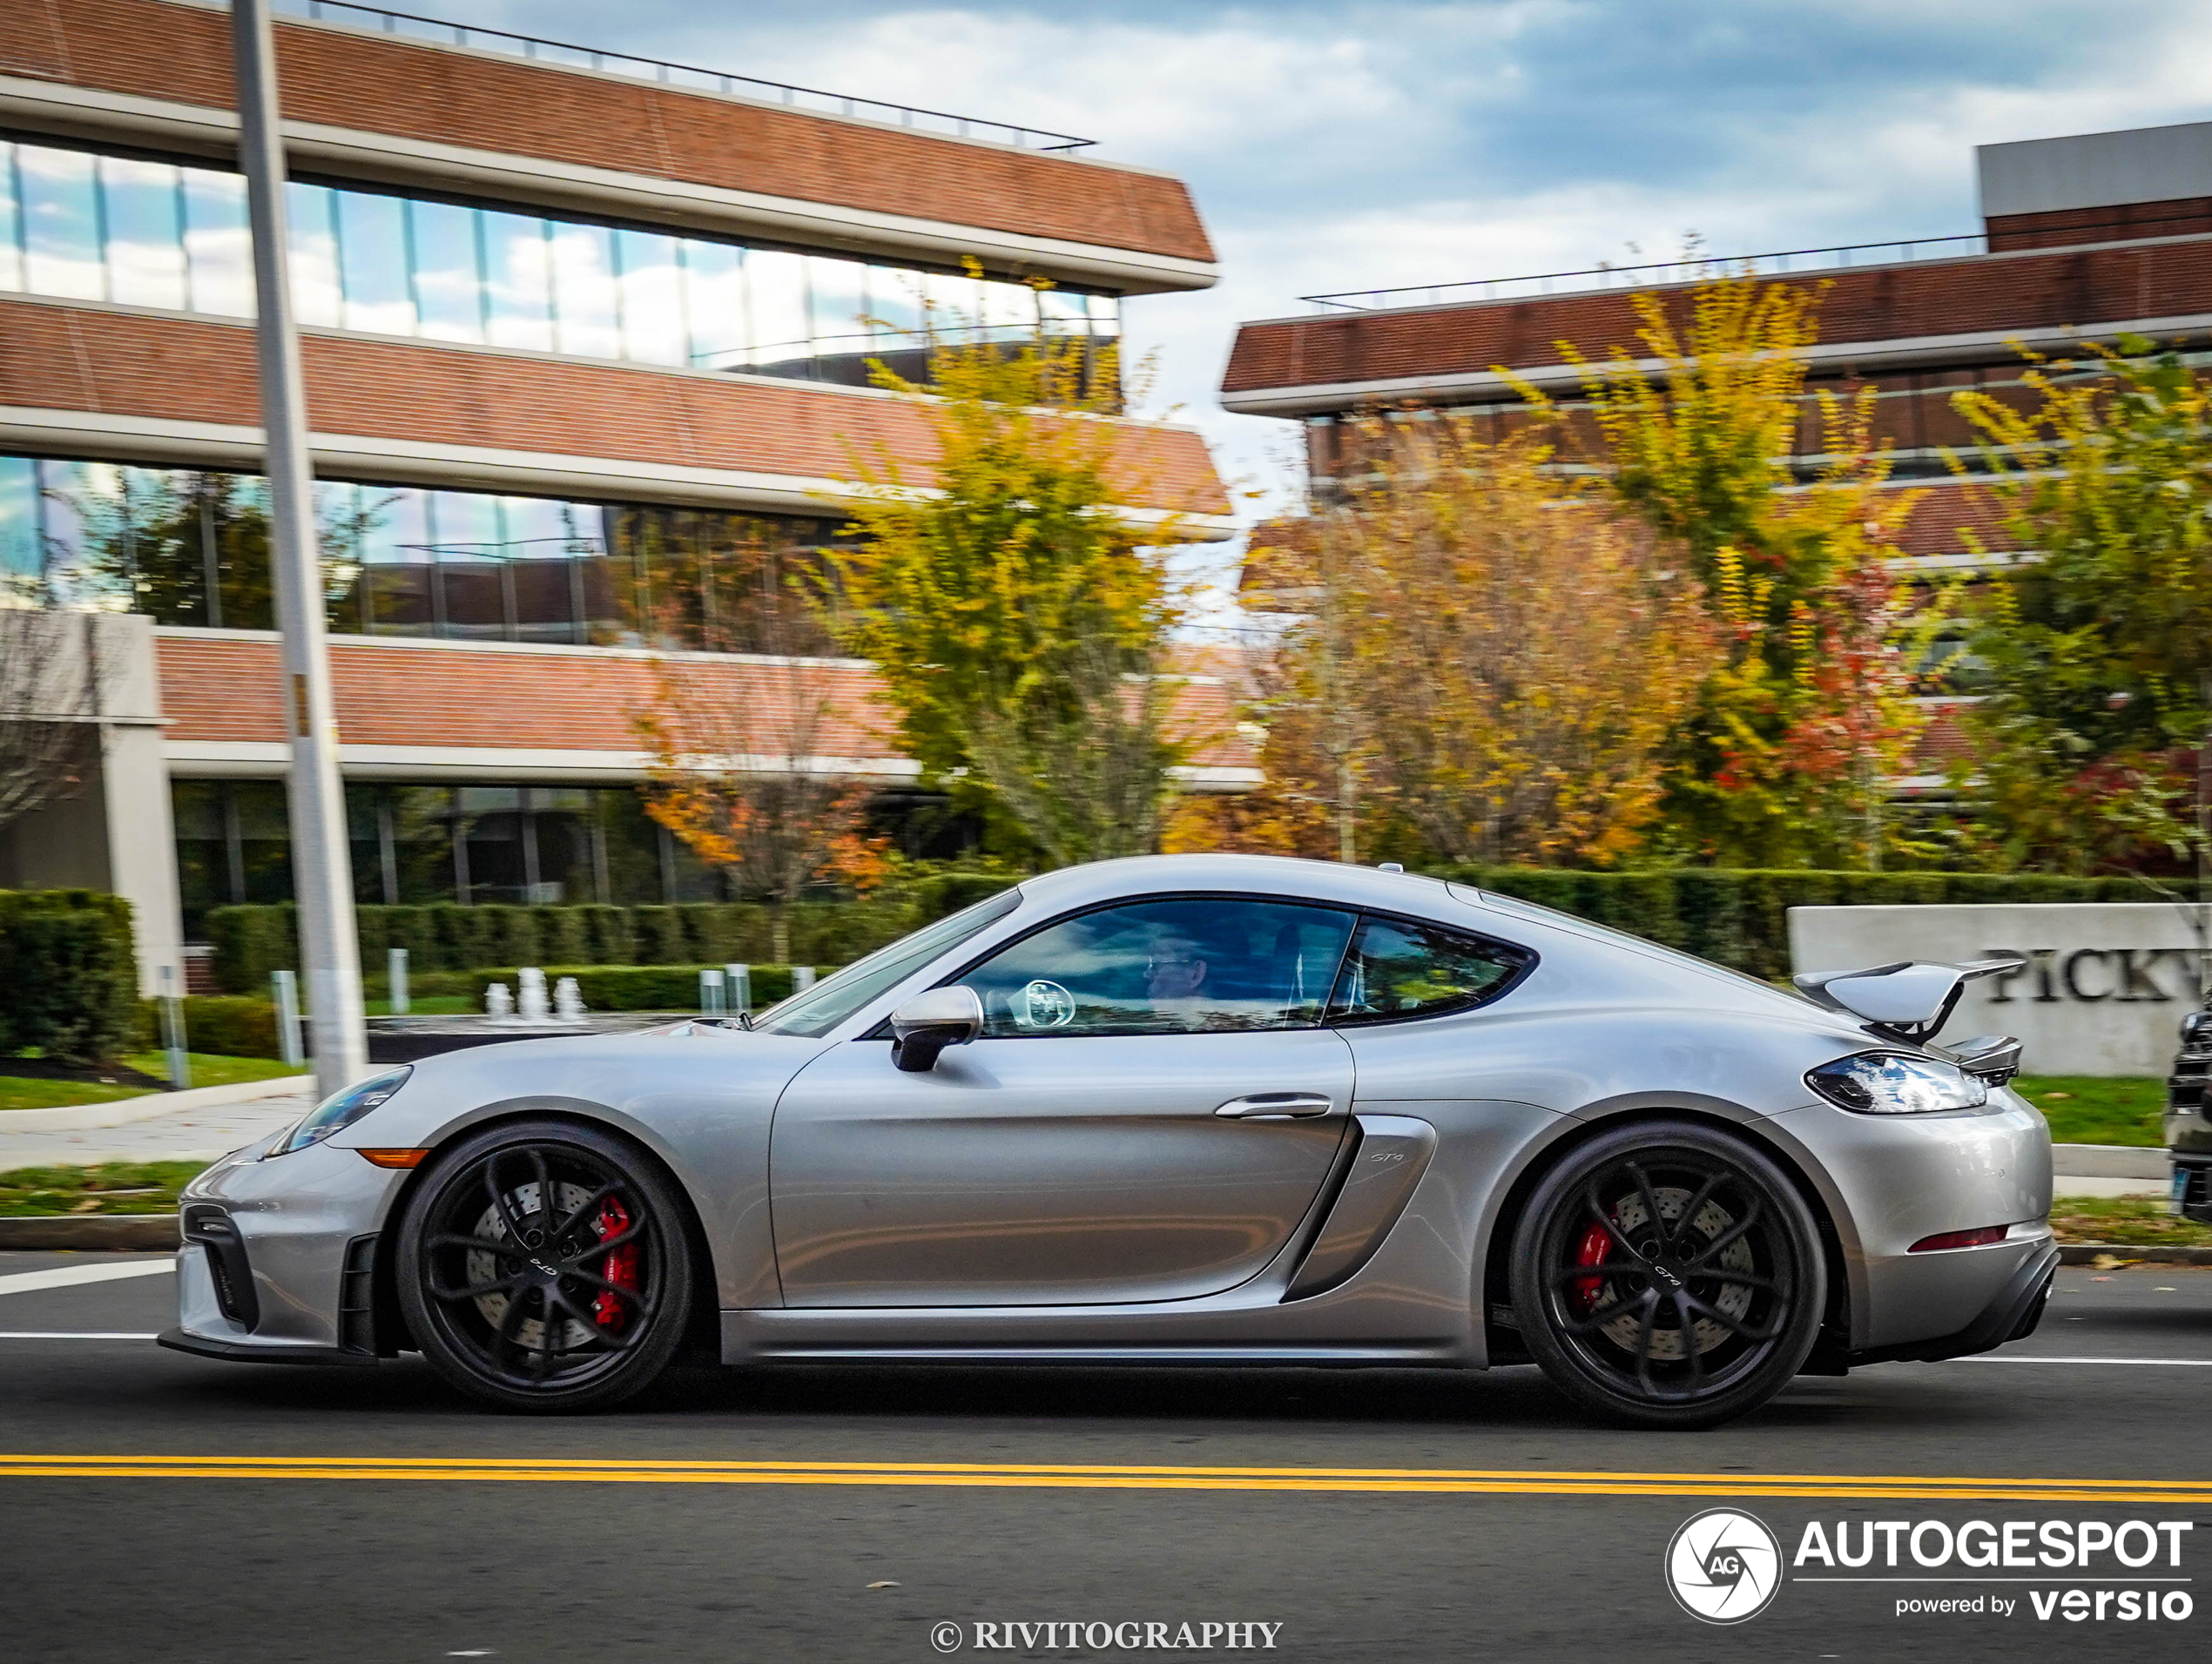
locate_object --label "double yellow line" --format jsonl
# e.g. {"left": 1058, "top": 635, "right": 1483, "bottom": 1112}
{"left": 3, "top": 1454, "right": 2208, "bottom": 1504}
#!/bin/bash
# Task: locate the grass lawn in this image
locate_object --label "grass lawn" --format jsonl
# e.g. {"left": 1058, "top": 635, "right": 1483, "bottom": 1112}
{"left": 2049, "top": 1196, "right": 2212, "bottom": 1248}
{"left": 363, "top": 995, "right": 474, "bottom": 1017}
{"left": 0, "top": 1053, "right": 302, "bottom": 1113}
{"left": 2011, "top": 1075, "right": 2167, "bottom": 1147}
{"left": 0, "top": 1160, "right": 209, "bottom": 1216}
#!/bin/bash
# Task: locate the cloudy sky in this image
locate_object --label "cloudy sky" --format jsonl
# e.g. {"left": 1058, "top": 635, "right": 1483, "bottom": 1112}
{"left": 398, "top": 0, "right": 2212, "bottom": 575}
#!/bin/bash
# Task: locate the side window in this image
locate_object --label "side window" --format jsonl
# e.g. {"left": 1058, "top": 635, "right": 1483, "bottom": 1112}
{"left": 1326, "top": 915, "right": 1529, "bottom": 1024}
{"left": 959, "top": 897, "right": 1357, "bottom": 1037}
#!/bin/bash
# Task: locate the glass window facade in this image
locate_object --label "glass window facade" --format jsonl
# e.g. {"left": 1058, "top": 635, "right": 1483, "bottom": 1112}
{"left": 0, "top": 137, "right": 1123, "bottom": 395}
{"left": 175, "top": 780, "right": 711, "bottom": 936}
{"left": 5, "top": 451, "right": 846, "bottom": 649}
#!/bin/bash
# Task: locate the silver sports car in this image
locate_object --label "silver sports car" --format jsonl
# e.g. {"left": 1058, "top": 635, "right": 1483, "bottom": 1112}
{"left": 165, "top": 855, "right": 2057, "bottom": 1427}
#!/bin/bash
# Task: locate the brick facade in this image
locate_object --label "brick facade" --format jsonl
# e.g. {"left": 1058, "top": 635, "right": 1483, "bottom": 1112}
{"left": 1223, "top": 235, "right": 2212, "bottom": 395}
{"left": 6, "top": 0, "right": 1214, "bottom": 266}
{"left": 0, "top": 297, "right": 1230, "bottom": 517}
{"left": 156, "top": 635, "right": 1259, "bottom": 772}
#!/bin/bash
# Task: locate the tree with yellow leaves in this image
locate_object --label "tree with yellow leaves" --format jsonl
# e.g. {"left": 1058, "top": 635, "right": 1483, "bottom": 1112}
{"left": 1534, "top": 271, "right": 1935, "bottom": 867}
{"left": 830, "top": 309, "right": 1193, "bottom": 866}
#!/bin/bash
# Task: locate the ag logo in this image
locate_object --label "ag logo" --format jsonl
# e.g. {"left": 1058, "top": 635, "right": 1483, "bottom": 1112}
{"left": 1665, "top": 1508, "right": 1781, "bottom": 1625}
{"left": 1015, "top": 980, "right": 1076, "bottom": 1029}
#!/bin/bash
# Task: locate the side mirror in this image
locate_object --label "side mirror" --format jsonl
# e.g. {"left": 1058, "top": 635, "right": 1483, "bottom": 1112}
{"left": 888, "top": 986, "right": 984, "bottom": 1073}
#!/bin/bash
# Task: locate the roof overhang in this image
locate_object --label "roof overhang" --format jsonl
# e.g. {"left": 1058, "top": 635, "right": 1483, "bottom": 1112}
{"left": 0, "top": 74, "right": 1217, "bottom": 297}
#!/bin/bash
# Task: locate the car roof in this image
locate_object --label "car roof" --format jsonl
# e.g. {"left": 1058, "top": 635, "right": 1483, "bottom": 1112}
{"left": 1013, "top": 854, "right": 1460, "bottom": 917}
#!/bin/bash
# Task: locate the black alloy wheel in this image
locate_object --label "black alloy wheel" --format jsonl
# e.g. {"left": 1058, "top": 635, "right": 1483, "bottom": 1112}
{"left": 395, "top": 1119, "right": 694, "bottom": 1413}
{"left": 1507, "top": 1120, "right": 1825, "bottom": 1429}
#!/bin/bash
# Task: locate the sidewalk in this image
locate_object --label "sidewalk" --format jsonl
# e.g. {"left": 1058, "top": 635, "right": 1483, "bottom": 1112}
{"left": 0, "top": 1090, "right": 314, "bottom": 1169}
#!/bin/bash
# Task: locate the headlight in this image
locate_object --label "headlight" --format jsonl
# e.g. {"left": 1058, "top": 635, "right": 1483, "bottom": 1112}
{"left": 1806, "top": 1053, "right": 1987, "bottom": 1115}
{"left": 268, "top": 1067, "right": 412, "bottom": 1156}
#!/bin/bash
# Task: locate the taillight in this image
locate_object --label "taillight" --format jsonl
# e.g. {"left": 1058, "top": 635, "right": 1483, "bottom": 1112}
{"left": 1909, "top": 1225, "right": 2008, "bottom": 1252}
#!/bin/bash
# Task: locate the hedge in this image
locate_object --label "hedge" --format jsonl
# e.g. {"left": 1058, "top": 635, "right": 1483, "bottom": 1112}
{"left": 1430, "top": 866, "right": 2157, "bottom": 980}
{"left": 0, "top": 888, "right": 139, "bottom": 1063}
{"left": 132, "top": 994, "right": 285, "bottom": 1060}
{"left": 206, "top": 874, "right": 1014, "bottom": 995}
{"left": 199, "top": 866, "right": 2164, "bottom": 993}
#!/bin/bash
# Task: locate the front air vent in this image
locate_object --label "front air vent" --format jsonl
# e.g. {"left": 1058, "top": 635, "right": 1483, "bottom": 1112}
{"left": 181, "top": 1204, "right": 260, "bottom": 1331}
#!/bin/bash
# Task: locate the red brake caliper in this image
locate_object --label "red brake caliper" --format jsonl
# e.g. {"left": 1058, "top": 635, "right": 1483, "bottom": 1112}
{"left": 1569, "top": 1222, "right": 1612, "bottom": 1313}
{"left": 590, "top": 1198, "right": 640, "bottom": 1333}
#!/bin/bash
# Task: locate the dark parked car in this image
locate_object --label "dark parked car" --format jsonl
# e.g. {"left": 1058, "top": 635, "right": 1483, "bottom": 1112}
{"left": 2168, "top": 1000, "right": 2212, "bottom": 1223}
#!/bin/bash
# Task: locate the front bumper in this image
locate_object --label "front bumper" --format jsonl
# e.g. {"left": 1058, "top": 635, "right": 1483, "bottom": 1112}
{"left": 165, "top": 1134, "right": 401, "bottom": 1362}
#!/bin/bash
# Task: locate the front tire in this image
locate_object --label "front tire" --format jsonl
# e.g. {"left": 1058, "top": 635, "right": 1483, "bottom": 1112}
{"left": 395, "top": 1118, "right": 694, "bottom": 1413}
{"left": 1508, "top": 1120, "right": 1824, "bottom": 1429}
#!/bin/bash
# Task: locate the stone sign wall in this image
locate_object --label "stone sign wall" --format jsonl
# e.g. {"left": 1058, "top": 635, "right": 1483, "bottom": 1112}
{"left": 1788, "top": 903, "right": 2210, "bottom": 1076}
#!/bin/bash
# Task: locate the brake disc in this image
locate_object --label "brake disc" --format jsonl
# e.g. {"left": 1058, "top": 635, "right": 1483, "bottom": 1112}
{"left": 1595, "top": 1185, "right": 1756, "bottom": 1360}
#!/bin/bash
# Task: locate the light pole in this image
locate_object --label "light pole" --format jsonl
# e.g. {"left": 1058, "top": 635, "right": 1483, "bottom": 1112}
{"left": 231, "top": 0, "right": 367, "bottom": 1096}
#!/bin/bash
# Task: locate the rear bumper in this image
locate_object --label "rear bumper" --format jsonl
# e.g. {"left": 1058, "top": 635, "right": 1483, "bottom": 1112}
{"left": 1850, "top": 1238, "right": 2059, "bottom": 1366}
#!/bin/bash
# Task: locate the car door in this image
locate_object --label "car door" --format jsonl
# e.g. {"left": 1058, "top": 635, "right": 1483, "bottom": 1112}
{"left": 770, "top": 895, "right": 1359, "bottom": 1308}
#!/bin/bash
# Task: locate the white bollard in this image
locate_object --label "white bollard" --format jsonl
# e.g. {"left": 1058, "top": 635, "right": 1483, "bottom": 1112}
{"left": 272, "top": 967, "right": 304, "bottom": 1068}
{"left": 484, "top": 981, "right": 514, "bottom": 1019}
{"left": 553, "top": 976, "right": 585, "bottom": 1021}
{"left": 699, "top": 967, "right": 725, "bottom": 1015}
{"left": 388, "top": 947, "right": 409, "bottom": 1016}
{"left": 725, "top": 963, "right": 751, "bottom": 1017}
{"left": 792, "top": 965, "right": 817, "bottom": 992}
{"left": 159, "top": 964, "right": 191, "bottom": 1089}
{"left": 518, "top": 966, "right": 550, "bottom": 1023}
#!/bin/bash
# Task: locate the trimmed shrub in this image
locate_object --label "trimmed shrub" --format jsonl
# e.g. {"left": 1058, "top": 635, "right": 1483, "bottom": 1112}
{"left": 0, "top": 889, "right": 139, "bottom": 1063}
{"left": 207, "top": 900, "right": 298, "bottom": 992}
{"left": 197, "top": 869, "right": 2157, "bottom": 994}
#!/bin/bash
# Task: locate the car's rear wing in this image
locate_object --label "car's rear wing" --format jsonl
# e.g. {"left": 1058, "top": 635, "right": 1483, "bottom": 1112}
{"left": 1791, "top": 957, "right": 2026, "bottom": 1049}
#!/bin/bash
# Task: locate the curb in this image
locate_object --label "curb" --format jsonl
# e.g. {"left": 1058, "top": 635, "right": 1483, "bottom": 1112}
{"left": 2053, "top": 1143, "right": 2169, "bottom": 1182}
{"left": 0, "top": 1075, "right": 314, "bottom": 1134}
{"left": 2058, "top": 1243, "right": 2212, "bottom": 1266}
{"left": 0, "top": 1214, "right": 179, "bottom": 1250}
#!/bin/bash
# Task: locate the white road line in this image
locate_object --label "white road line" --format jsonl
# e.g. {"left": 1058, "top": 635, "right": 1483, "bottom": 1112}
{"left": 0, "top": 1331, "right": 159, "bottom": 1340}
{"left": 0, "top": 1261, "right": 174, "bottom": 1297}
{"left": 1962, "top": 1355, "right": 2212, "bottom": 1366}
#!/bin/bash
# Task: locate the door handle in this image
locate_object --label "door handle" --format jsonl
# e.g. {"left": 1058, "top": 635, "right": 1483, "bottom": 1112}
{"left": 1216, "top": 1093, "right": 1339, "bottom": 1119}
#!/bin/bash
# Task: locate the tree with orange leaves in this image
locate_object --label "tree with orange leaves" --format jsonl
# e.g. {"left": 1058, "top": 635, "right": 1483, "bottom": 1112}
{"left": 630, "top": 519, "right": 885, "bottom": 963}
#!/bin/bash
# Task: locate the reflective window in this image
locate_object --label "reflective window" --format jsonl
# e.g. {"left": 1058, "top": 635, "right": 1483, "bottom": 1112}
{"left": 337, "top": 189, "right": 414, "bottom": 334}
{"left": 0, "top": 138, "right": 1125, "bottom": 399}
{"left": 614, "top": 228, "right": 685, "bottom": 366}
{"left": 550, "top": 220, "right": 619, "bottom": 359}
{"left": 0, "top": 455, "right": 38, "bottom": 584}
{"left": 100, "top": 156, "right": 185, "bottom": 310}
{"left": 482, "top": 209, "right": 554, "bottom": 351}
{"left": 181, "top": 166, "right": 251, "bottom": 316}
{"left": 1325, "top": 917, "right": 1530, "bottom": 1024}
{"left": 745, "top": 248, "right": 811, "bottom": 374}
{"left": 959, "top": 898, "right": 1358, "bottom": 1038}
{"left": 19, "top": 144, "right": 102, "bottom": 300}
{"left": 0, "top": 145, "right": 22, "bottom": 291}
{"left": 410, "top": 199, "right": 483, "bottom": 343}
{"left": 682, "top": 238, "right": 745, "bottom": 367}
{"left": 176, "top": 780, "right": 705, "bottom": 926}
{"left": 287, "top": 180, "right": 341, "bottom": 327}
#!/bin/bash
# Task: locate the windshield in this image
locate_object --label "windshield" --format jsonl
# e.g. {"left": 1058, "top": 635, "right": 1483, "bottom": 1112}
{"left": 752, "top": 887, "right": 1024, "bottom": 1038}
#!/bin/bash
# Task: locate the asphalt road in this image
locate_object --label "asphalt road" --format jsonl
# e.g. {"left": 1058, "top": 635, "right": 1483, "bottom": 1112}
{"left": 2, "top": 1254, "right": 2208, "bottom": 1664}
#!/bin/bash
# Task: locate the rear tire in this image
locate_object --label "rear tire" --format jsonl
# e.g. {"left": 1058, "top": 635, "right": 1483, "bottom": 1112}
{"left": 396, "top": 1118, "right": 694, "bottom": 1414}
{"left": 1508, "top": 1120, "right": 1824, "bottom": 1429}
